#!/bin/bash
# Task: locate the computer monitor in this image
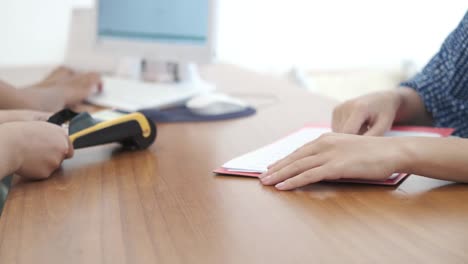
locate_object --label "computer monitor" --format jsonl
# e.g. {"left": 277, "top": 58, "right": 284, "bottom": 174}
{"left": 94, "top": 0, "right": 217, "bottom": 64}
{"left": 86, "top": 0, "right": 218, "bottom": 111}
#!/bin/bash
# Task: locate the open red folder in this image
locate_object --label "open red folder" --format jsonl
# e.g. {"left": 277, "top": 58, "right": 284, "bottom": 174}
{"left": 214, "top": 125, "right": 454, "bottom": 185}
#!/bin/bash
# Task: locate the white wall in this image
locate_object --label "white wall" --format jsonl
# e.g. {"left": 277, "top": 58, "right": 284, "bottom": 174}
{"left": 0, "top": 0, "right": 466, "bottom": 72}
{"left": 217, "top": 0, "right": 467, "bottom": 72}
{"left": 0, "top": 0, "right": 73, "bottom": 66}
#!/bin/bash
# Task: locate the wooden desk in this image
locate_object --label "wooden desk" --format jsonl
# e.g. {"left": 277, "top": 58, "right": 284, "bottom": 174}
{"left": 1, "top": 64, "right": 468, "bottom": 264}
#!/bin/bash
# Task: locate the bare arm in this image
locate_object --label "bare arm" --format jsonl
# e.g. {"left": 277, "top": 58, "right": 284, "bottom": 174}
{"left": 0, "top": 69, "right": 101, "bottom": 112}
{"left": 397, "top": 136, "right": 468, "bottom": 183}
{"left": 0, "top": 80, "right": 39, "bottom": 110}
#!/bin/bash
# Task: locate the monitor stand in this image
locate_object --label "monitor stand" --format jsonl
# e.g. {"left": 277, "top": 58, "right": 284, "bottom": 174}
{"left": 170, "top": 62, "right": 216, "bottom": 93}
{"left": 87, "top": 58, "right": 215, "bottom": 112}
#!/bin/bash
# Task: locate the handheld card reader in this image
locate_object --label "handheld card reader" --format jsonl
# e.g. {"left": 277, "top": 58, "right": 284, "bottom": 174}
{"left": 48, "top": 109, "right": 157, "bottom": 150}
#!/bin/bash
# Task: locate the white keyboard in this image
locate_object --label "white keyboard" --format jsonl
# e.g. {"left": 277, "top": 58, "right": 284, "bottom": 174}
{"left": 87, "top": 76, "right": 206, "bottom": 112}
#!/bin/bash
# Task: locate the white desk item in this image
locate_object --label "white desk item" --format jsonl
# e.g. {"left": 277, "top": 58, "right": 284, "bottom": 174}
{"left": 87, "top": 76, "right": 214, "bottom": 112}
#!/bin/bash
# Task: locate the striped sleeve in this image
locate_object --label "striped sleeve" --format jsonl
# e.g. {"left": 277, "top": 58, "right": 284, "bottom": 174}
{"left": 401, "top": 11, "right": 468, "bottom": 137}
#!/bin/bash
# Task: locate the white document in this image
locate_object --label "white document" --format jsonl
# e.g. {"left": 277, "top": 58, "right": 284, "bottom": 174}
{"left": 222, "top": 127, "right": 441, "bottom": 174}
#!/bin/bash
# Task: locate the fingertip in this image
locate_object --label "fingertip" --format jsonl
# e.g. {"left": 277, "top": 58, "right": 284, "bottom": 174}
{"left": 275, "top": 181, "right": 291, "bottom": 191}
{"left": 260, "top": 175, "right": 273, "bottom": 185}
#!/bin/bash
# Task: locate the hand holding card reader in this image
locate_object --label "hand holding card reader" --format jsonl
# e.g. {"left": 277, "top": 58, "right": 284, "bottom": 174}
{"left": 48, "top": 109, "right": 157, "bottom": 150}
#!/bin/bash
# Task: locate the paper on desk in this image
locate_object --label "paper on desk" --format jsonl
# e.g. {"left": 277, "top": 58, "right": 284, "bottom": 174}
{"left": 214, "top": 125, "right": 454, "bottom": 185}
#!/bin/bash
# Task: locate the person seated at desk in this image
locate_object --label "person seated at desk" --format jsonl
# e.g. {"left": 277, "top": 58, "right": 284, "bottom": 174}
{"left": 260, "top": 11, "right": 468, "bottom": 190}
{"left": 0, "top": 66, "right": 101, "bottom": 112}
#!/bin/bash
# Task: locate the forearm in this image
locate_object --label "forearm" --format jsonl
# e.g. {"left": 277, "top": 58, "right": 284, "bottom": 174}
{"left": 0, "top": 80, "right": 39, "bottom": 110}
{"left": 0, "top": 110, "right": 32, "bottom": 124}
{"left": 394, "top": 137, "right": 468, "bottom": 182}
{"left": 394, "top": 87, "right": 433, "bottom": 126}
{"left": 0, "top": 125, "right": 22, "bottom": 180}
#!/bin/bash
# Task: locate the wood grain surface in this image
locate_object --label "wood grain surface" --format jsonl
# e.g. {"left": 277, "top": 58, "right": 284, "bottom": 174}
{"left": 0, "top": 64, "right": 467, "bottom": 264}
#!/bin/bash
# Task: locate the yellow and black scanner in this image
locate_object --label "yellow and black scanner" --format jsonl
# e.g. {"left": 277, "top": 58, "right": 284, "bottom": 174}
{"left": 48, "top": 109, "right": 157, "bottom": 150}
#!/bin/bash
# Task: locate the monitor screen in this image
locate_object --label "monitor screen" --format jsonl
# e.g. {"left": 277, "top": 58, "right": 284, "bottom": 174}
{"left": 98, "top": 0, "right": 209, "bottom": 45}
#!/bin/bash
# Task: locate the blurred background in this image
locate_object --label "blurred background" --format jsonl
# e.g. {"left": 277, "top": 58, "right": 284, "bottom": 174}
{"left": 0, "top": 0, "right": 466, "bottom": 100}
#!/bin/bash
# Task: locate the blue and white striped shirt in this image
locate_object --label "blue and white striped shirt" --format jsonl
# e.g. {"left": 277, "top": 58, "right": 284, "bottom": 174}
{"left": 401, "top": 11, "right": 468, "bottom": 137}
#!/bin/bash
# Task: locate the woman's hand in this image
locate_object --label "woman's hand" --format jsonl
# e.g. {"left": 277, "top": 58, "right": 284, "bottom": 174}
{"left": 332, "top": 87, "right": 433, "bottom": 135}
{"left": 332, "top": 90, "right": 402, "bottom": 136}
{"left": 259, "top": 133, "right": 405, "bottom": 191}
